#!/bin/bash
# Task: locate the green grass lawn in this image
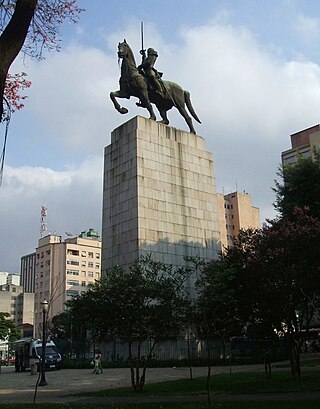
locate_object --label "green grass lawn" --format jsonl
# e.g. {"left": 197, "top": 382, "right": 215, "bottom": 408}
{"left": 1, "top": 367, "right": 320, "bottom": 409}
{"left": 76, "top": 370, "right": 320, "bottom": 397}
{"left": 274, "top": 358, "right": 320, "bottom": 368}
{"left": 0, "top": 402, "right": 320, "bottom": 409}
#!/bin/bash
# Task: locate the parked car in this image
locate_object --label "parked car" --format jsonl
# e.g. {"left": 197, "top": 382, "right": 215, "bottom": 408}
{"left": 1, "top": 356, "right": 15, "bottom": 365}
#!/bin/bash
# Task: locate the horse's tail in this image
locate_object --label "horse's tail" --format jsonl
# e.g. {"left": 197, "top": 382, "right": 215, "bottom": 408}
{"left": 184, "top": 90, "right": 201, "bottom": 124}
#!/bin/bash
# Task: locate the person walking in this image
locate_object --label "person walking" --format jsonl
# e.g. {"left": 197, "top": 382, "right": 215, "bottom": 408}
{"left": 97, "top": 350, "right": 103, "bottom": 374}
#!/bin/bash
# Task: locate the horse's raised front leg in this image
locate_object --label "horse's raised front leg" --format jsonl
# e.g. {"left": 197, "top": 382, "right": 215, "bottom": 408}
{"left": 110, "top": 90, "right": 129, "bottom": 114}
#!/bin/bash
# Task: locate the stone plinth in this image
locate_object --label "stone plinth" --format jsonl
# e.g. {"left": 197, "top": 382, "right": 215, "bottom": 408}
{"left": 102, "top": 116, "right": 221, "bottom": 293}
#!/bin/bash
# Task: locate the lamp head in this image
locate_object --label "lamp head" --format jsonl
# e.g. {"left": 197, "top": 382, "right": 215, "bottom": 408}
{"left": 41, "top": 299, "right": 49, "bottom": 313}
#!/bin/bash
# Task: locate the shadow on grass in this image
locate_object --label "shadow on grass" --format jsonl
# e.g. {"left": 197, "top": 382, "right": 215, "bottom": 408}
{"left": 74, "top": 370, "right": 320, "bottom": 398}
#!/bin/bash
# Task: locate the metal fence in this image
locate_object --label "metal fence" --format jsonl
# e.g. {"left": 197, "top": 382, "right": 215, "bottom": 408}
{"left": 54, "top": 336, "right": 286, "bottom": 365}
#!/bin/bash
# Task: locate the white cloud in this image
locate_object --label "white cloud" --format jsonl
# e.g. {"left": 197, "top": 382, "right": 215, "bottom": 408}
{"left": 295, "top": 14, "right": 320, "bottom": 42}
{"left": 0, "top": 158, "right": 103, "bottom": 271}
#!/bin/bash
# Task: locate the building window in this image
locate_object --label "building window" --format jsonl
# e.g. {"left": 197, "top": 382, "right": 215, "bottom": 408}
{"left": 67, "top": 249, "right": 80, "bottom": 256}
{"left": 88, "top": 252, "right": 93, "bottom": 258}
{"left": 82, "top": 271, "right": 86, "bottom": 277}
{"left": 67, "top": 260, "right": 80, "bottom": 266}
{"left": 96, "top": 253, "right": 100, "bottom": 259}
{"left": 67, "top": 280, "right": 79, "bottom": 286}
{"left": 81, "top": 281, "right": 86, "bottom": 287}
{"left": 66, "top": 290, "right": 79, "bottom": 297}
{"left": 95, "top": 263, "right": 100, "bottom": 269}
{"left": 81, "top": 251, "right": 86, "bottom": 257}
{"left": 88, "top": 262, "right": 94, "bottom": 268}
{"left": 95, "top": 272, "right": 100, "bottom": 279}
{"left": 67, "top": 270, "right": 79, "bottom": 276}
{"left": 88, "top": 272, "right": 93, "bottom": 278}
{"left": 81, "top": 261, "right": 86, "bottom": 267}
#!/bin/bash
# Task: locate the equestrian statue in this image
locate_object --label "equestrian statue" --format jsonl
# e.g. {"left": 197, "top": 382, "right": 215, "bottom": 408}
{"left": 110, "top": 40, "right": 201, "bottom": 134}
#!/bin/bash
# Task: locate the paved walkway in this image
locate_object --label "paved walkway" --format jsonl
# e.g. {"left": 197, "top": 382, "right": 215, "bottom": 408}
{"left": 0, "top": 363, "right": 319, "bottom": 404}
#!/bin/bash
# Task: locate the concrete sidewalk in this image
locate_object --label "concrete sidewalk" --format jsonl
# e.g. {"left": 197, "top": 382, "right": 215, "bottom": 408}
{"left": 0, "top": 364, "right": 255, "bottom": 404}
{"left": 1, "top": 363, "right": 319, "bottom": 404}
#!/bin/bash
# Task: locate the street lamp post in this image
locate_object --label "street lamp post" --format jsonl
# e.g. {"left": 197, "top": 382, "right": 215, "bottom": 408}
{"left": 39, "top": 299, "right": 49, "bottom": 386}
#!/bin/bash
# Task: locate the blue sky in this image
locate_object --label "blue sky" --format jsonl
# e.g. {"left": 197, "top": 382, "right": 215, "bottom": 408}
{"left": 2, "top": 0, "right": 320, "bottom": 272}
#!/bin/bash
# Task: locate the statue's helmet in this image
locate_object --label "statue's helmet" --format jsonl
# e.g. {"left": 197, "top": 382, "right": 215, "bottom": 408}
{"left": 147, "top": 48, "right": 158, "bottom": 56}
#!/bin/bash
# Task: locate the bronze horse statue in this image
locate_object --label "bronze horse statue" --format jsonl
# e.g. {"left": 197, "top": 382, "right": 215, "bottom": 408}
{"left": 110, "top": 40, "right": 201, "bottom": 134}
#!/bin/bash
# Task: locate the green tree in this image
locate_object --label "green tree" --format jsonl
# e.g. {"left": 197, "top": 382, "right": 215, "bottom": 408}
{"left": 69, "top": 254, "right": 191, "bottom": 391}
{"left": 50, "top": 310, "right": 88, "bottom": 358}
{"left": 217, "top": 210, "right": 320, "bottom": 380}
{"left": 0, "top": 312, "right": 20, "bottom": 341}
{"left": 194, "top": 256, "right": 246, "bottom": 405}
{"left": 274, "top": 153, "right": 320, "bottom": 219}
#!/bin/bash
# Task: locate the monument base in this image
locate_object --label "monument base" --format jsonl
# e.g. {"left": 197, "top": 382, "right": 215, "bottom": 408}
{"left": 102, "top": 116, "right": 221, "bottom": 294}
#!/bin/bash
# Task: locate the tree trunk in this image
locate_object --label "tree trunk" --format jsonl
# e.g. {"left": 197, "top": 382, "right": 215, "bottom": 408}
{"left": 0, "top": 0, "right": 37, "bottom": 120}
{"left": 134, "top": 342, "right": 141, "bottom": 391}
{"left": 206, "top": 338, "right": 212, "bottom": 406}
{"left": 187, "top": 335, "right": 193, "bottom": 380}
{"left": 287, "top": 333, "right": 301, "bottom": 381}
{"left": 139, "top": 338, "right": 158, "bottom": 391}
{"left": 128, "top": 341, "right": 135, "bottom": 390}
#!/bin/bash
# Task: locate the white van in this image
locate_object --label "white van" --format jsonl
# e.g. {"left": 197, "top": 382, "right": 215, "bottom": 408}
{"left": 13, "top": 338, "right": 62, "bottom": 371}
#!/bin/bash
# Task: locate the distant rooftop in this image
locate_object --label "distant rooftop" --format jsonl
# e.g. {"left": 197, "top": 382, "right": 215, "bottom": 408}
{"left": 79, "top": 228, "right": 100, "bottom": 240}
{"left": 290, "top": 124, "right": 320, "bottom": 149}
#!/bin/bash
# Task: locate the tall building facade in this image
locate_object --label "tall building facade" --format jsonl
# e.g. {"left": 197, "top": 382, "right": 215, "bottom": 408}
{"left": 217, "top": 191, "right": 260, "bottom": 250}
{"left": 21, "top": 252, "right": 36, "bottom": 292}
{"left": 34, "top": 229, "right": 101, "bottom": 337}
{"left": 282, "top": 124, "right": 320, "bottom": 165}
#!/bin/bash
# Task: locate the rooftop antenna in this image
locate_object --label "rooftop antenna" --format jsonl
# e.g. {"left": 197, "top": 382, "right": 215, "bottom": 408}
{"left": 40, "top": 203, "right": 47, "bottom": 238}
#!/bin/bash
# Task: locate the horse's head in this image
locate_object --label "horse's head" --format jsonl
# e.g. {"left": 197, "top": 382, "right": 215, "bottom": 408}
{"left": 118, "top": 39, "right": 128, "bottom": 59}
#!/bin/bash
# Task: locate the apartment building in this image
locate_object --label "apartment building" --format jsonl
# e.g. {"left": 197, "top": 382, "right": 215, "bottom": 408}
{"left": 217, "top": 191, "right": 260, "bottom": 251}
{"left": 0, "top": 284, "right": 34, "bottom": 334}
{"left": 34, "top": 229, "right": 101, "bottom": 337}
{"left": 7, "top": 274, "right": 20, "bottom": 286}
{"left": 0, "top": 272, "right": 8, "bottom": 285}
{"left": 282, "top": 124, "right": 320, "bottom": 166}
{"left": 0, "top": 272, "right": 20, "bottom": 286}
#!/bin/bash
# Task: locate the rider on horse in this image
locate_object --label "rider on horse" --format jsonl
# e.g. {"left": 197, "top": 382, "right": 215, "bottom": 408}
{"left": 138, "top": 48, "right": 165, "bottom": 97}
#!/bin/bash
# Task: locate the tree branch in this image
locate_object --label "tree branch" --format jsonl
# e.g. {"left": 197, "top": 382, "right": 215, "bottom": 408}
{"left": 0, "top": 0, "right": 37, "bottom": 121}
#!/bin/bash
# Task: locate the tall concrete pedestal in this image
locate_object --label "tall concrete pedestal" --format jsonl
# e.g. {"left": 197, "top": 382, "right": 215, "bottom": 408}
{"left": 102, "top": 116, "right": 221, "bottom": 295}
